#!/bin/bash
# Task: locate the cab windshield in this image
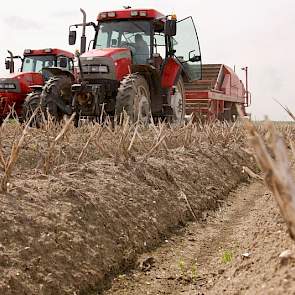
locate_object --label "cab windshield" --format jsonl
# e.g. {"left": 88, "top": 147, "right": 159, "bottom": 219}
{"left": 22, "top": 55, "right": 55, "bottom": 72}
{"left": 95, "top": 20, "right": 151, "bottom": 64}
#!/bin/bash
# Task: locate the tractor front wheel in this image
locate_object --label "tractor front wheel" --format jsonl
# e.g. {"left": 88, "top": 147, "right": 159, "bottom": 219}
{"left": 40, "top": 76, "right": 73, "bottom": 122}
{"left": 22, "top": 92, "right": 43, "bottom": 127}
{"left": 169, "top": 78, "right": 186, "bottom": 123}
{"left": 115, "top": 74, "right": 151, "bottom": 123}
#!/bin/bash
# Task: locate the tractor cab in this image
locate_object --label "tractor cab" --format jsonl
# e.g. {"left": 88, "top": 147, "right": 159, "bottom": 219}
{"left": 20, "top": 48, "right": 74, "bottom": 80}
{"left": 95, "top": 20, "right": 152, "bottom": 65}
{"left": 5, "top": 49, "right": 74, "bottom": 75}
{"left": 93, "top": 9, "right": 202, "bottom": 80}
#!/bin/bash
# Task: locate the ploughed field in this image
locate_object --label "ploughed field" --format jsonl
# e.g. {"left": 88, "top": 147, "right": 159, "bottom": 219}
{"left": 0, "top": 119, "right": 292, "bottom": 294}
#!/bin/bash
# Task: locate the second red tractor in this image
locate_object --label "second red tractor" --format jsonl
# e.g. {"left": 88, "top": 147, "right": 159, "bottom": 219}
{"left": 0, "top": 48, "right": 74, "bottom": 122}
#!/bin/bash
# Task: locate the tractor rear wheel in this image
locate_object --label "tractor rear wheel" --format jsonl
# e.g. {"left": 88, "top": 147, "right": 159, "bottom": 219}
{"left": 168, "top": 77, "right": 186, "bottom": 123}
{"left": 115, "top": 74, "right": 151, "bottom": 123}
{"left": 22, "top": 92, "right": 43, "bottom": 127}
{"left": 40, "top": 76, "right": 73, "bottom": 121}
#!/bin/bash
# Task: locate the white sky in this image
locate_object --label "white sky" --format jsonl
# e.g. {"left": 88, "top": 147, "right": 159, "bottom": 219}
{"left": 0, "top": 0, "right": 294, "bottom": 120}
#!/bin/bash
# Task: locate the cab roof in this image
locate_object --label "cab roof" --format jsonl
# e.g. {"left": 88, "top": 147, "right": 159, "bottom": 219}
{"left": 23, "top": 48, "right": 74, "bottom": 59}
{"left": 97, "top": 8, "right": 166, "bottom": 22}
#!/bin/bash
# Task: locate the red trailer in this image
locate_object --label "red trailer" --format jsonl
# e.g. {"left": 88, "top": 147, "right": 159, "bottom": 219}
{"left": 185, "top": 64, "right": 251, "bottom": 121}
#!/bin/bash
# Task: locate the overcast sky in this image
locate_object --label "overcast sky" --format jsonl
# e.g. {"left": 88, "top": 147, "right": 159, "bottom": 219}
{"left": 0, "top": 0, "right": 294, "bottom": 120}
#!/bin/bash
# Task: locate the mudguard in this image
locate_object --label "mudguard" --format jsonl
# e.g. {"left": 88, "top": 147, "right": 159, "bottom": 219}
{"left": 161, "top": 57, "right": 182, "bottom": 89}
{"left": 42, "top": 67, "right": 75, "bottom": 82}
{"left": 29, "top": 85, "right": 43, "bottom": 92}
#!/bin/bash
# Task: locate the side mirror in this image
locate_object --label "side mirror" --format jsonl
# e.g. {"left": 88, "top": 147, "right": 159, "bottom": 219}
{"left": 189, "top": 50, "right": 201, "bottom": 62}
{"left": 189, "top": 55, "right": 201, "bottom": 62}
{"left": 5, "top": 60, "right": 10, "bottom": 70}
{"left": 59, "top": 57, "right": 68, "bottom": 68}
{"left": 69, "top": 30, "right": 77, "bottom": 45}
{"left": 164, "top": 19, "right": 177, "bottom": 37}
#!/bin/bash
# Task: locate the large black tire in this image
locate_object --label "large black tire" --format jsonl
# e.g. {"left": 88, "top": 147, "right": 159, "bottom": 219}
{"left": 168, "top": 77, "right": 186, "bottom": 123}
{"left": 115, "top": 73, "right": 151, "bottom": 123}
{"left": 22, "top": 91, "right": 43, "bottom": 127}
{"left": 40, "top": 76, "right": 73, "bottom": 121}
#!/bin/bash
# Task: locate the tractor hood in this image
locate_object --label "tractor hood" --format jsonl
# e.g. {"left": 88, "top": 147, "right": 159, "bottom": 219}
{"left": 0, "top": 72, "right": 44, "bottom": 94}
{"left": 80, "top": 48, "right": 132, "bottom": 81}
{"left": 81, "top": 48, "right": 131, "bottom": 61}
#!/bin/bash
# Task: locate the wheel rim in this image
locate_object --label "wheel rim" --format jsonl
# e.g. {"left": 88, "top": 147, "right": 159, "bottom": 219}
{"left": 170, "top": 83, "right": 184, "bottom": 122}
{"left": 135, "top": 85, "right": 150, "bottom": 123}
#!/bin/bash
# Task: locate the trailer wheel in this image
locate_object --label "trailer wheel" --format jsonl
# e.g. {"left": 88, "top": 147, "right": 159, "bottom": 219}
{"left": 230, "top": 103, "right": 238, "bottom": 122}
{"left": 115, "top": 73, "right": 151, "bottom": 123}
{"left": 224, "top": 102, "right": 237, "bottom": 122}
{"left": 22, "top": 92, "right": 43, "bottom": 127}
{"left": 223, "top": 109, "right": 232, "bottom": 122}
{"left": 169, "top": 77, "right": 186, "bottom": 123}
{"left": 41, "top": 76, "right": 73, "bottom": 121}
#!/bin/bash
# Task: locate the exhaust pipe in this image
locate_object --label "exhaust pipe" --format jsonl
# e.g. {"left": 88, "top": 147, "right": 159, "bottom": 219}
{"left": 80, "top": 8, "right": 87, "bottom": 54}
{"left": 7, "top": 50, "right": 14, "bottom": 73}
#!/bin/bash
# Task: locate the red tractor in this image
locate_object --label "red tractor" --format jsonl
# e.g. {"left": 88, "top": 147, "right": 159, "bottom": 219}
{"left": 27, "top": 8, "right": 249, "bottom": 125}
{"left": 0, "top": 48, "right": 74, "bottom": 122}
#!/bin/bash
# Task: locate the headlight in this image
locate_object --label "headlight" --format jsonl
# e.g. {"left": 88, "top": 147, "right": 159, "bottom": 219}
{"left": 82, "top": 65, "right": 109, "bottom": 74}
{"left": 107, "top": 12, "right": 116, "bottom": 17}
{"left": 0, "top": 83, "right": 16, "bottom": 89}
{"left": 91, "top": 65, "right": 109, "bottom": 73}
{"left": 131, "top": 11, "right": 139, "bottom": 16}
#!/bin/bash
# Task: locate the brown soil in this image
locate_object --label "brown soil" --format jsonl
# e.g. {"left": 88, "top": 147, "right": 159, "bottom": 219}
{"left": 0, "top": 130, "right": 252, "bottom": 295}
{"left": 104, "top": 180, "right": 295, "bottom": 295}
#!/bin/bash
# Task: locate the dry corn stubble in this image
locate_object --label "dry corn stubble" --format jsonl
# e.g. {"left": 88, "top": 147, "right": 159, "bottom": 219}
{"left": 0, "top": 108, "right": 38, "bottom": 192}
{"left": 244, "top": 106, "right": 295, "bottom": 240}
{"left": 0, "top": 114, "right": 251, "bottom": 193}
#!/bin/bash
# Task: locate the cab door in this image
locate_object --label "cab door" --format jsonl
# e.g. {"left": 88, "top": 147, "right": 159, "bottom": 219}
{"left": 173, "top": 16, "right": 202, "bottom": 81}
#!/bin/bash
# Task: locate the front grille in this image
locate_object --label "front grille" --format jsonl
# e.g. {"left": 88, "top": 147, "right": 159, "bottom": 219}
{"left": 87, "top": 79, "right": 120, "bottom": 95}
